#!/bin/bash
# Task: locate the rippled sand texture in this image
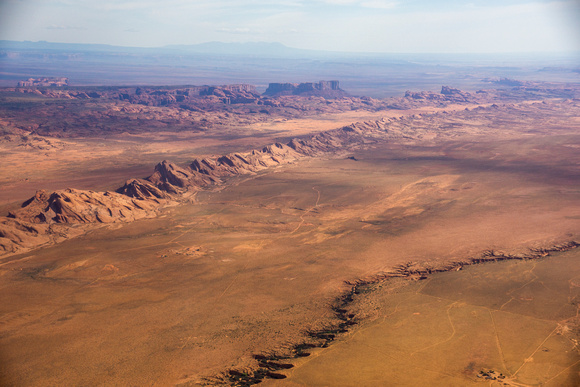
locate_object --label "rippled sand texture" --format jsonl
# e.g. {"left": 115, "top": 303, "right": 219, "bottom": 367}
{"left": 282, "top": 250, "right": 580, "bottom": 386}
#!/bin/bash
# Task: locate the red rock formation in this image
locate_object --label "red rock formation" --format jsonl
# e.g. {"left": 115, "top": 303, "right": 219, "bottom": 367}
{"left": 116, "top": 179, "right": 172, "bottom": 200}
{"left": 147, "top": 160, "right": 220, "bottom": 193}
{"left": 8, "top": 188, "right": 161, "bottom": 224}
{"left": 0, "top": 217, "right": 50, "bottom": 254}
{"left": 0, "top": 116, "right": 406, "bottom": 256}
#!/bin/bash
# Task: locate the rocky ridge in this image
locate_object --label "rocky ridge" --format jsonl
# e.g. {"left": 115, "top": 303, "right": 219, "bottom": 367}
{"left": 2, "top": 95, "right": 577, "bottom": 256}
{"left": 0, "top": 118, "right": 396, "bottom": 256}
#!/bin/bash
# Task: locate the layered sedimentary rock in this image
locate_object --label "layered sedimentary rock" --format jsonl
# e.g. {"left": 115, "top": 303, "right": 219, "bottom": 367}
{"left": 1, "top": 188, "right": 165, "bottom": 255}
{"left": 190, "top": 143, "right": 303, "bottom": 178}
{"left": 0, "top": 117, "right": 392, "bottom": 255}
{"left": 116, "top": 178, "right": 173, "bottom": 200}
{"left": 0, "top": 218, "right": 50, "bottom": 254}
{"left": 145, "top": 160, "right": 220, "bottom": 193}
{"left": 404, "top": 86, "right": 473, "bottom": 103}
{"left": 14, "top": 84, "right": 261, "bottom": 106}
{"left": 3, "top": 95, "right": 572, "bottom": 256}
{"left": 8, "top": 188, "right": 162, "bottom": 224}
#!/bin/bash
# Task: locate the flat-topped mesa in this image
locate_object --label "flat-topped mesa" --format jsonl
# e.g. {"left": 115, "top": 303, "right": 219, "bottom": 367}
{"left": 15, "top": 84, "right": 261, "bottom": 106}
{"left": 403, "top": 86, "right": 473, "bottom": 103}
{"left": 198, "top": 85, "right": 260, "bottom": 104}
{"left": 492, "top": 78, "right": 525, "bottom": 87}
{"left": 17, "top": 77, "right": 69, "bottom": 87}
{"left": 440, "top": 86, "right": 462, "bottom": 95}
{"left": 7, "top": 188, "right": 159, "bottom": 224}
{"left": 264, "top": 80, "right": 346, "bottom": 97}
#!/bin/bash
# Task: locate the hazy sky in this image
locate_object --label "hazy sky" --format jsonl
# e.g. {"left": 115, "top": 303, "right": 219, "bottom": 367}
{"left": 1, "top": 0, "right": 579, "bottom": 53}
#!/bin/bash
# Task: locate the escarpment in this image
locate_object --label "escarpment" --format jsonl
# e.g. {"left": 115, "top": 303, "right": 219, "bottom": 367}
{"left": 1, "top": 96, "right": 553, "bottom": 257}
{"left": 0, "top": 119, "right": 391, "bottom": 256}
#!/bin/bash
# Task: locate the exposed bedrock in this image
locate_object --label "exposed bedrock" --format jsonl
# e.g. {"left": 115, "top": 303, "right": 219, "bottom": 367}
{"left": 7, "top": 188, "right": 161, "bottom": 224}
{"left": 0, "top": 118, "right": 388, "bottom": 255}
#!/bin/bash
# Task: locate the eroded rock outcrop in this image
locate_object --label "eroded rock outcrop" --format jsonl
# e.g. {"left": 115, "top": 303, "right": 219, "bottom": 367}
{"left": 116, "top": 179, "right": 173, "bottom": 200}
{"left": 0, "top": 102, "right": 487, "bottom": 256}
{"left": 190, "top": 143, "right": 304, "bottom": 178}
{"left": 0, "top": 116, "right": 392, "bottom": 256}
{"left": 0, "top": 187, "right": 169, "bottom": 255}
{"left": 0, "top": 218, "right": 50, "bottom": 254}
{"left": 8, "top": 188, "right": 161, "bottom": 224}
{"left": 146, "top": 160, "right": 220, "bottom": 193}
{"left": 403, "top": 86, "right": 472, "bottom": 103}
{"left": 14, "top": 84, "right": 261, "bottom": 107}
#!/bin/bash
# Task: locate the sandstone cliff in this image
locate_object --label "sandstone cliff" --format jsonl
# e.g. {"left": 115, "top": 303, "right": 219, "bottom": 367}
{"left": 403, "top": 86, "right": 473, "bottom": 103}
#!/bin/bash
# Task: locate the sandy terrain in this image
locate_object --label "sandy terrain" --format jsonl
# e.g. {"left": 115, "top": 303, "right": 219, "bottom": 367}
{"left": 0, "top": 91, "right": 579, "bottom": 385}
{"left": 277, "top": 249, "right": 580, "bottom": 386}
{"left": 0, "top": 102, "right": 487, "bottom": 212}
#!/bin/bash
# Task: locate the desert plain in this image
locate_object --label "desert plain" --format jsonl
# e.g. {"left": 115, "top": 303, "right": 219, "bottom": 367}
{"left": 0, "top": 80, "right": 579, "bottom": 386}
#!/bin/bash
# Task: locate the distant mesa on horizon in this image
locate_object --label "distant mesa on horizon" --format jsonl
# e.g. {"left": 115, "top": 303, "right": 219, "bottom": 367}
{"left": 264, "top": 80, "right": 347, "bottom": 98}
{"left": 17, "top": 77, "right": 68, "bottom": 87}
{"left": 0, "top": 39, "right": 328, "bottom": 58}
{"left": 11, "top": 78, "right": 349, "bottom": 99}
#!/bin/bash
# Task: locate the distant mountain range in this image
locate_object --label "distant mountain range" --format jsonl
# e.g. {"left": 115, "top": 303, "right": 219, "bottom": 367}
{"left": 0, "top": 40, "right": 340, "bottom": 59}
{"left": 2, "top": 40, "right": 578, "bottom": 61}
{"left": 164, "top": 41, "right": 320, "bottom": 57}
{"left": 1, "top": 40, "right": 578, "bottom": 97}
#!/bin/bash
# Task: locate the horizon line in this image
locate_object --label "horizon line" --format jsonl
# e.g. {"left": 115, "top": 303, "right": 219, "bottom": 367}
{"left": 1, "top": 39, "right": 579, "bottom": 57}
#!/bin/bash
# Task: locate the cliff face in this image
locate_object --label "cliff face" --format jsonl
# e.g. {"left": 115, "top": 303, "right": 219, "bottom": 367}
{"left": 264, "top": 80, "right": 346, "bottom": 97}
{"left": 14, "top": 84, "right": 261, "bottom": 106}
{"left": 403, "top": 86, "right": 473, "bottom": 103}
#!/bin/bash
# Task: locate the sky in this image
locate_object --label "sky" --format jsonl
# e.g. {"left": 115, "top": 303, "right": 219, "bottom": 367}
{"left": 0, "top": 0, "right": 579, "bottom": 53}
